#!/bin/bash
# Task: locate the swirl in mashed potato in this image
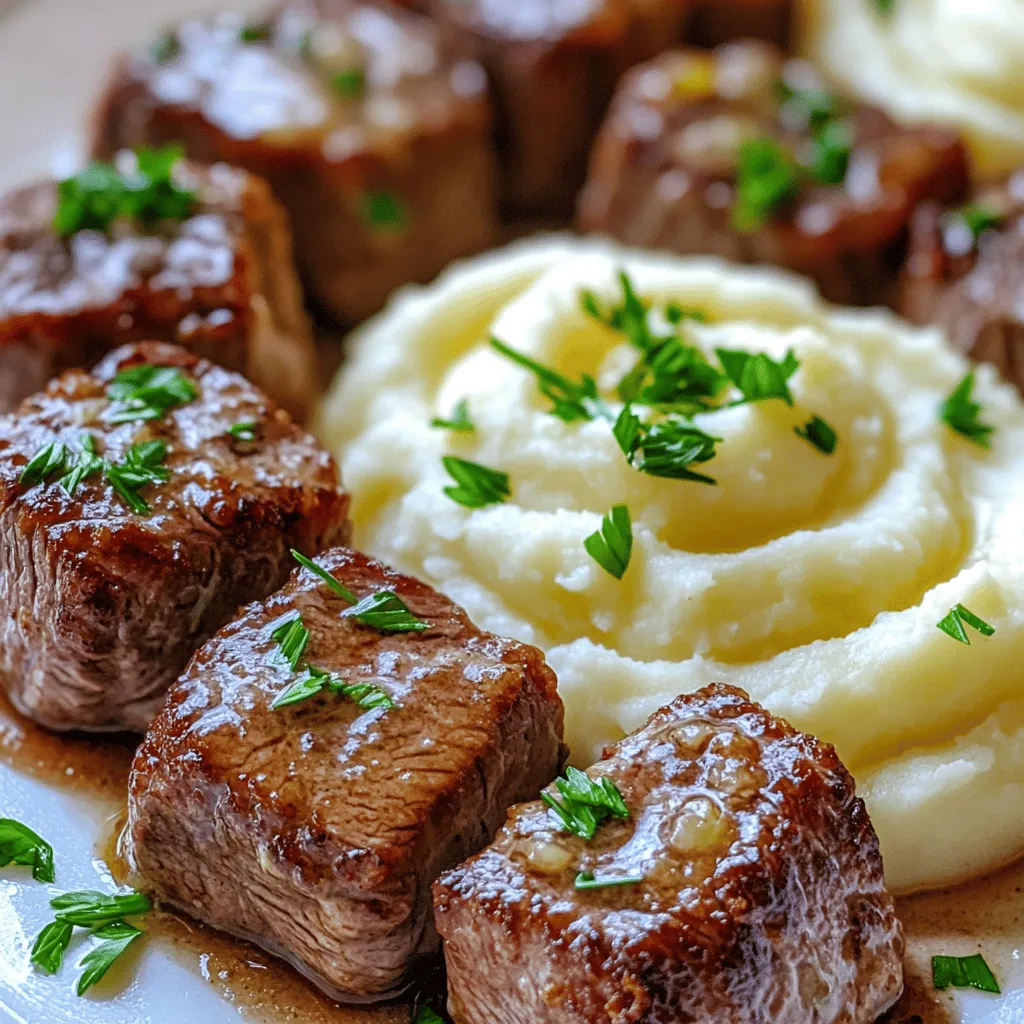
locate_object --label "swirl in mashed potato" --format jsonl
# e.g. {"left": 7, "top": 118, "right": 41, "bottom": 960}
{"left": 319, "top": 238, "right": 1024, "bottom": 893}
{"left": 800, "top": 0, "right": 1024, "bottom": 177}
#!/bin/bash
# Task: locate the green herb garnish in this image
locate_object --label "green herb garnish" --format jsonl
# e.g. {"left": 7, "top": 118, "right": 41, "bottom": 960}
{"left": 431, "top": 398, "right": 475, "bottom": 433}
{"left": 615, "top": 408, "right": 721, "bottom": 485}
{"left": 873, "top": 0, "right": 895, "bottom": 15}
{"left": 490, "top": 337, "right": 608, "bottom": 422}
{"left": 104, "top": 440, "right": 170, "bottom": 514}
{"left": 441, "top": 455, "right": 510, "bottom": 509}
{"left": 361, "top": 190, "right": 406, "bottom": 231}
{"left": 937, "top": 603, "right": 996, "bottom": 646}
{"left": 941, "top": 371, "right": 994, "bottom": 448}
{"left": 777, "top": 80, "right": 841, "bottom": 131}
{"left": 0, "top": 818, "right": 55, "bottom": 882}
{"left": 151, "top": 32, "right": 179, "bottom": 64}
{"left": 932, "top": 954, "right": 1000, "bottom": 994}
{"left": 271, "top": 664, "right": 393, "bottom": 711}
{"left": 574, "top": 871, "right": 644, "bottom": 891}
{"left": 332, "top": 67, "right": 367, "bottom": 99}
{"left": 414, "top": 1008, "right": 445, "bottom": 1024}
{"left": 794, "top": 415, "right": 838, "bottom": 455}
{"left": 732, "top": 137, "right": 800, "bottom": 232}
{"left": 271, "top": 614, "right": 310, "bottom": 672}
{"left": 542, "top": 767, "right": 630, "bottom": 841}
{"left": 585, "top": 505, "right": 632, "bottom": 580}
{"left": 60, "top": 434, "right": 104, "bottom": 493}
{"left": 19, "top": 441, "right": 68, "bottom": 488}
{"left": 105, "top": 364, "right": 197, "bottom": 423}
{"left": 50, "top": 889, "right": 152, "bottom": 927}
{"left": 76, "top": 921, "right": 143, "bottom": 995}
{"left": 291, "top": 549, "right": 358, "bottom": 602}
{"left": 30, "top": 920, "right": 73, "bottom": 975}
{"left": 228, "top": 421, "right": 258, "bottom": 442}
{"left": 717, "top": 348, "right": 799, "bottom": 406}
{"left": 805, "top": 119, "right": 853, "bottom": 185}
{"left": 949, "top": 204, "right": 1004, "bottom": 245}
{"left": 239, "top": 23, "right": 271, "bottom": 43}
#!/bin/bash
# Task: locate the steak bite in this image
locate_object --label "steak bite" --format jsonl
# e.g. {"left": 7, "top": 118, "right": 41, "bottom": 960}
{"left": 0, "top": 153, "right": 316, "bottom": 419}
{"left": 121, "top": 546, "right": 565, "bottom": 1002}
{"left": 0, "top": 341, "right": 348, "bottom": 733}
{"left": 577, "top": 41, "right": 969, "bottom": 306}
{"left": 434, "top": 683, "right": 904, "bottom": 1024}
{"left": 899, "top": 173, "right": 1024, "bottom": 392}
{"left": 685, "top": 0, "right": 792, "bottom": 48}
{"left": 93, "top": 1, "right": 497, "bottom": 324}
{"left": 423, "top": 0, "right": 689, "bottom": 216}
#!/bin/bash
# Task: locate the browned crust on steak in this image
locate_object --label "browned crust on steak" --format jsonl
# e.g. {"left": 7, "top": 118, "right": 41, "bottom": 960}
{"left": 0, "top": 341, "right": 349, "bottom": 732}
{"left": 0, "top": 163, "right": 316, "bottom": 419}
{"left": 434, "top": 683, "right": 904, "bottom": 1024}
{"left": 123, "top": 546, "right": 564, "bottom": 1001}
{"left": 577, "top": 42, "right": 968, "bottom": 307}
{"left": 92, "top": 1, "right": 498, "bottom": 324}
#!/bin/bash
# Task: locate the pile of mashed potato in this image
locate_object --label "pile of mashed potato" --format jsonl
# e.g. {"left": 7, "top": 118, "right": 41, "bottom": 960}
{"left": 319, "top": 238, "right": 1024, "bottom": 894}
{"left": 800, "top": 0, "right": 1024, "bottom": 177}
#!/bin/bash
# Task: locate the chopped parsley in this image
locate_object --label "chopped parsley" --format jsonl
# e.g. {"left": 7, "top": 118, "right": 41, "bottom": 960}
{"left": 60, "top": 434, "right": 104, "bottom": 493}
{"left": 239, "top": 23, "right": 271, "bottom": 43}
{"left": 585, "top": 505, "right": 633, "bottom": 580}
{"left": 291, "top": 549, "right": 358, "bottom": 603}
{"left": 75, "top": 921, "right": 143, "bottom": 995}
{"left": 717, "top": 348, "right": 799, "bottom": 406}
{"left": 53, "top": 145, "right": 197, "bottom": 237}
{"left": 732, "top": 137, "right": 800, "bottom": 232}
{"left": 804, "top": 118, "right": 853, "bottom": 185}
{"left": 414, "top": 1008, "right": 446, "bottom": 1024}
{"left": 932, "top": 953, "right": 1000, "bottom": 994}
{"left": 776, "top": 80, "right": 841, "bottom": 131}
{"left": 0, "top": 818, "right": 55, "bottom": 883}
{"left": 228, "top": 421, "right": 259, "bottom": 442}
{"left": 19, "top": 440, "right": 68, "bottom": 488}
{"left": 104, "top": 440, "right": 170, "bottom": 514}
{"left": 50, "top": 889, "right": 152, "bottom": 927}
{"left": 361, "top": 190, "right": 406, "bottom": 231}
{"left": 271, "top": 614, "right": 310, "bottom": 672}
{"left": 794, "top": 415, "right": 838, "bottom": 455}
{"left": 442, "top": 455, "right": 510, "bottom": 509}
{"left": 271, "top": 665, "right": 393, "bottom": 711}
{"left": 574, "top": 872, "right": 643, "bottom": 891}
{"left": 150, "top": 32, "right": 179, "bottom": 64}
{"left": 105, "top": 364, "right": 197, "bottom": 423}
{"left": 30, "top": 920, "right": 73, "bottom": 975}
{"left": 873, "top": 0, "right": 895, "bottom": 14}
{"left": 615, "top": 408, "right": 721, "bottom": 485}
{"left": 490, "top": 337, "right": 608, "bottom": 422}
{"left": 937, "top": 604, "right": 995, "bottom": 646}
{"left": 948, "top": 203, "right": 1003, "bottom": 245}
{"left": 332, "top": 67, "right": 367, "bottom": 99}
{"left": 542, "top": 768, "right": 630, "bottom": 841}
{"left": 431, "top": 399, "right": 475, "bottom": 433}
{"left": 940, "top": 371, "right": 994, "bottom": 448}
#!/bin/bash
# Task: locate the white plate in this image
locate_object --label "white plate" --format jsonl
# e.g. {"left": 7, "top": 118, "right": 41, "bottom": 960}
{"left": 0, "top": 2, "right": 1021, "bottom": 1022}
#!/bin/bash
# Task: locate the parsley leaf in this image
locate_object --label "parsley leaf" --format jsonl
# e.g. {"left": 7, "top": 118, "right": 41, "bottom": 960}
{"left": 794, "top": 415, "right": 838, "bottom": 454}
{"left": 105, "top": 364, "right": 197, "bottom": 423}
{"left": 948, "top": 204, "right": 1003, "bottom": 245}
{"left": 542, "top": 767, "right": 630, "bottom": 841}
{"left": 290, "top": 549, "right": 358, "bottom": 602}
{"left": 490, "top": 337, "right": 609, "bottom": 422}
{"left": 239, "top": 23, "right": 271, "bottom": 43}
{"left": 932, "top": 954, "right": 1000, "bottom": 994}
{"left": 271, "top": 615, "right": 310, "bottom": 672}
{"left": 332, "top": 68, "right": 367, "bottom": 98}
{"left": 619, "top": 412, "right": 721, "bottom": 485}
{"left": 150, "top": 32, "right": 179, "bottom": 64}
{"left": 59, "top": 434, "right": 104, "bottom": 493}
{"left": 271, "top": 665, "right": 394, "bottom": 711}
{"left": 19, "top": 441, "right": 68, "bottom": 487}
{"left": 804, "top": 118, "right": 853, "bottom": 185}
{"left": 732, "top": 137, "right": 800, "bottom": 232}
{"left": 76, "top": 921, "right": 143, "bottom": 996}
{"left": 104, "top": 440, "right": 170, "bottom": 514}
{"left": 50, "top": 889, "right": 152, "bottom": 927}
{"left": 361, "top": 190, "right": 406, "bottom": 231}
{"left": 30, "top": 920, "right": 73, "bottom": 975}
{"left": 613, "top": 405, "right": 644, "bottom": 458}
{"left": 343, "top": 591, "right": 429, "bottom": 633}
{"left": 717, "top": 348, "right": 799, "bottom": 406}
{"left": 431, "top": 399, "right": 475, "bottom": 433}
{"left": 620, "top": 335, "right": 726, "bottom": 414}
{"left": 414, "top": 1008, "right": 445, "bottom": 1024}
{"left": 574, "top": 871, "right": 644, "bottom": 890}
{"left": 229, "top": 421, "right": 259, "bottom": 443}
{"left": 442, "top": 455, "right": 510, "bottom": 509}
{"left": 585, "top": 505, "right": 633, "bottom": 580}
{"left": 0, "top": 818, "right": 55, "bottom": 882}
{"left": 940, "top": 371, "right": 994, "bottom": 448}
{"left": 873, "top": 0, "right": 895, "bottom": 14}
{"left": 937, "top": 604, "right": 996, "bottom": 646}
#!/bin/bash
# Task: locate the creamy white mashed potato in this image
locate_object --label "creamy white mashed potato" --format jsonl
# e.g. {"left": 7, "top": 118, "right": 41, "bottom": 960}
{"left": 319, "top": 238, "right": 1024, "bottom": 893}
{"left": 801, "top": 0, "right": 1024, "bottom": 176}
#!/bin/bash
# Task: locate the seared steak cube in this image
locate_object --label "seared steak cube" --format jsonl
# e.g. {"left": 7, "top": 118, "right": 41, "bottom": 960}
{"left": 434, "top": 683, "right": 904, "bottom": 1024}
{"left": 0, "top": 155, "right": 316, "bottom": 419}
{"left": 899, "top": 174, "right": 1024, "bottom": 393}
{"left": 0, "top": 341, "right": 348, "bottom": 732}
{"left": 686, "top": 0, "right": 792, "bottom": 48}
{"left": 424, "top": 0, "right": 689, "bottom": 216}
{"left": 93, "top": 1, "right": 497, "bottom": 324}
{"left": 577, "top": 41, "right": 968, "bottom": 306}
{"left": 122, "top": 546, "right": 564, "bottom": 1002}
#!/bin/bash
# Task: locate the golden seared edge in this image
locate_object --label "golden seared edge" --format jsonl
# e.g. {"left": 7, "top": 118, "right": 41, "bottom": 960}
{"left": 433, "top": 683, "right": 904, "bottom": 1024}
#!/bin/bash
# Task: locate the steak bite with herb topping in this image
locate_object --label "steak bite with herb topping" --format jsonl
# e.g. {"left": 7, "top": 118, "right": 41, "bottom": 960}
{"left": 899, "top": 173, "right": 1024, "bottom": 394}
{"left": 0, "top": 149, "right": 316, "bottom": 419}
{"left": 121, "top": 545, "right": 564, "bottom": 1002}
{"left": 0, "top": 341, "right": 349, "bottom": 733}
{"left": 434, "top": 683, "right": 904, "bottom": 1024}
{"left": 420, "top": 0, "right": 690, "bottom": 217}
{"left": 93, "top": 1, "right": 497, "bottom": 324}
{"left": 577, "top": 41, "right": 968, "bottom": 306}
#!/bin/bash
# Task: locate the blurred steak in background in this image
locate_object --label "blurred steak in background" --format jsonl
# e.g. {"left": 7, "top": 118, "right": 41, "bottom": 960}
{"left": 0, "top": 341, "right": 349, "bottom": 732}
{"left": 123, "top": 546, "right": 565, "bottom": 1002}
{"left": 578, "top": 41, "right": 968, "bottom": 307}
{"left": 0, "top": 154, "right": 316, "bottom": 418}
{"left": 93, "top": 0, "right": 497, "bottom": 324}
{"left": 686, "top": 0, "right": 792, "bottom": 48}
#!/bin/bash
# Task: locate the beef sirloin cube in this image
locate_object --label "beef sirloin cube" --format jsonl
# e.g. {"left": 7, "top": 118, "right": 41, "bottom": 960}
{"left": 434, "top": 684, "right": 904, "bottom": 1024}
{"left": 93, "top": 1, "right": 498, "bottom": 324}
{"left": 0, "top": 158, "right": 316, "bottom": 419}
{"left": 122, "top": 546, "right": 565, "bottom": 1001}
{"left": 0, "top": 341, "right": 349, "bottom": 732}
